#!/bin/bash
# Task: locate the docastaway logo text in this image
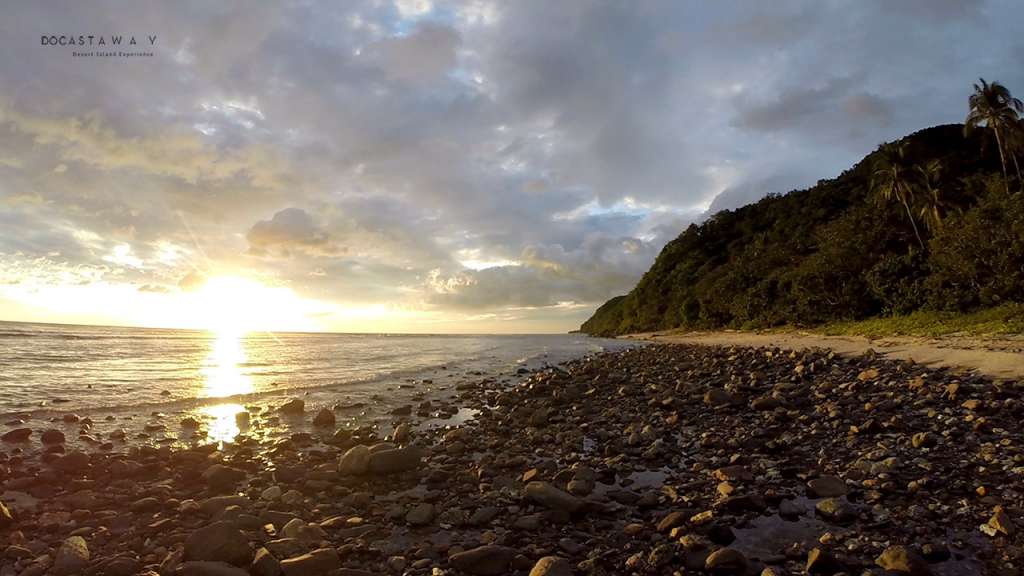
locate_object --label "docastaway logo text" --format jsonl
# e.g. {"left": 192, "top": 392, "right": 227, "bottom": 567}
{"left": 41, "top": 35, "right": 157, "bottom": 58}
{"left": 41, "top": 35, "right": 157, "bottom": 47}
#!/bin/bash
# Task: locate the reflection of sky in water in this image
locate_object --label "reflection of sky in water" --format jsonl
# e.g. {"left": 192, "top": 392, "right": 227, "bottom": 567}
{"left": 200, "top": 331, "right": 253, "bottom": 444}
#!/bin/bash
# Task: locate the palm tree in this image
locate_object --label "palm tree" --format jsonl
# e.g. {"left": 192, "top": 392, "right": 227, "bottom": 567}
{"left": 964, "top": 78, "right": 1023, "bottom": 194}
{"left": 1006, "top": 117, "right": 1024, "bottom": 189}
{"left": 871, "top": 141, "right": 925, "bottom": 250}
{"left": 915, "top": 159, "right": 945, "bottom": 230}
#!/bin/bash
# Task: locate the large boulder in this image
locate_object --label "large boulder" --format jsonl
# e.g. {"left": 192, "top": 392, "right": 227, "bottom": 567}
{"left": 312, "top": 408, "right": 335, "bottom": 427}
{"left": 449, "top": 545, "right": 517, "bottom": 576}
{"left": 279, "top": 398, "right": 305, "bottom": 415}
{"left": 367, "top": 446, "right": 422, "bottom": 474}
{"left": 184, "top": 522, "right": 254, "bottom": 566}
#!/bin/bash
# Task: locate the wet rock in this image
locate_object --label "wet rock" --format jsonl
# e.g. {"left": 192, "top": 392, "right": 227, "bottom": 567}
{"left": 52, "top": 536, "right": 89, "bottom": 576}
{"left": 367, "top": 446, "right": 422, "bottom": 474}
{"left": 312, "top": 408, "right": 335, "bottom": 427}
{"left": 529, "top": 556, "right": 572, "bottom": 576}
{"left": 392, "top": 422, "right": 411, "bottom": 443}
{"left": 280, "top": 548, "right": 341, "bottom": 576}
{"left": 704, "top": 548, "right": 747, "bottom": 574}
{"left": 338, "top": 444, "right": 371, "bottom": 475}
{"left": 40, "top": 429, "right": 65, "bottom": 444}
{"left": 525, "top": 481, "right": 584, "bottom": 513}
{"left": 235, "top": 411, "right": 251, "bottom": 427}
{"left": 1, "top": 428, "right": 31, "bottom": 442}
{"left": 875, "top": 545, "right": 932, "bottom": 575}
{"left": 449, "top": 545, "right": 516, "bottom": 576}
{"left": 182, "top": 416, "right": 201, "bottom": 428}
{"left": 184, "top": 521, "right": 254, "bottom": 566}
{"left": 279, "top": 398, "right": 304, "bottom": 415}
{"left": 807, "top": 475, "right": 848, "bottom": 497}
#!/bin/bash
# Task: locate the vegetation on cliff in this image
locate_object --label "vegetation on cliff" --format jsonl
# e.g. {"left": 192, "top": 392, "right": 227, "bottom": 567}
{"left": 582, "top": 80, "right": 1024, "bottom": 336}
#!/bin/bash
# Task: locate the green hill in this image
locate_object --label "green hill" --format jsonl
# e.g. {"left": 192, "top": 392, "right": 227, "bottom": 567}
{"left": 581, "top": 123, "right": 1024, "bottom": 336}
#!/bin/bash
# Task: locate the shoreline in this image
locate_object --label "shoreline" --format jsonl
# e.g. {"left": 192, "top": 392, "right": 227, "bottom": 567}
{"left": 625, "top": 329, "right": 1024, "bottom": 382}
{"left": 0, "top": 342, "right": 1020, "bottom": 575}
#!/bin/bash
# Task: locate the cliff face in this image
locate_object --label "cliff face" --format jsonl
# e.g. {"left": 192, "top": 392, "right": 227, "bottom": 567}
{"left": 581, "top": 124, "right": 1013, "bottom": 336}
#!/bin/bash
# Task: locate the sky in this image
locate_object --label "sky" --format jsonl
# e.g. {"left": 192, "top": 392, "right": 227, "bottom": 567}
{"left": 1, "top": 1, "right": 1022, "bottom": 333}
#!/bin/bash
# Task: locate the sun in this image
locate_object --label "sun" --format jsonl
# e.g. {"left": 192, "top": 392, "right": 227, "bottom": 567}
{"left": 191, "top": 275, "right": 312, "bottom": 334}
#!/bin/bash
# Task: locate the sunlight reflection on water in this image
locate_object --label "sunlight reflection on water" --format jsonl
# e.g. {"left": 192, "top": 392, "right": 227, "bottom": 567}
{"left": 200, "top": 330, "right": 253, "bottom": 443}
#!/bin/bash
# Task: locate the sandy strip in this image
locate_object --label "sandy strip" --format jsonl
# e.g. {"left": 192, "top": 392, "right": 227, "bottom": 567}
{"left": 625, "top": 330, "right": 1024, "bottom": 381}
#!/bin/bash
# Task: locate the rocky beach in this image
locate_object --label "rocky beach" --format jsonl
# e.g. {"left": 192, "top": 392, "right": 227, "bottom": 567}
{"left": 1, "top": 342, "right": 1022, "bottom": 576}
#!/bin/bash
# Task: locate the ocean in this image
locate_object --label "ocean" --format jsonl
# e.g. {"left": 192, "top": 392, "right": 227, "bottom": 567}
{"left": 0, "top": 321, "right": 633, "bottom": 422}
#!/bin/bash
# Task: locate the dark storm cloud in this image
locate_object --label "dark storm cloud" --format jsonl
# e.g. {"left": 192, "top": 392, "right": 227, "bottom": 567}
{"left": 1, "top": 0, "right": 1022, "bottom": 329}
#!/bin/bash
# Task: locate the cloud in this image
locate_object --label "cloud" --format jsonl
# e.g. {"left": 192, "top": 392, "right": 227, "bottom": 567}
{"left": 362, "top": 22, "right": 460, "bottom": 83}
{"left": 0, "top": 106, "right": 285, "bottom": 187}
{"left": 732, "top": 77, "right": 893, "bottom": 135}
{"left": 247, "top": 208, "right": 340, "bottom": 257}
